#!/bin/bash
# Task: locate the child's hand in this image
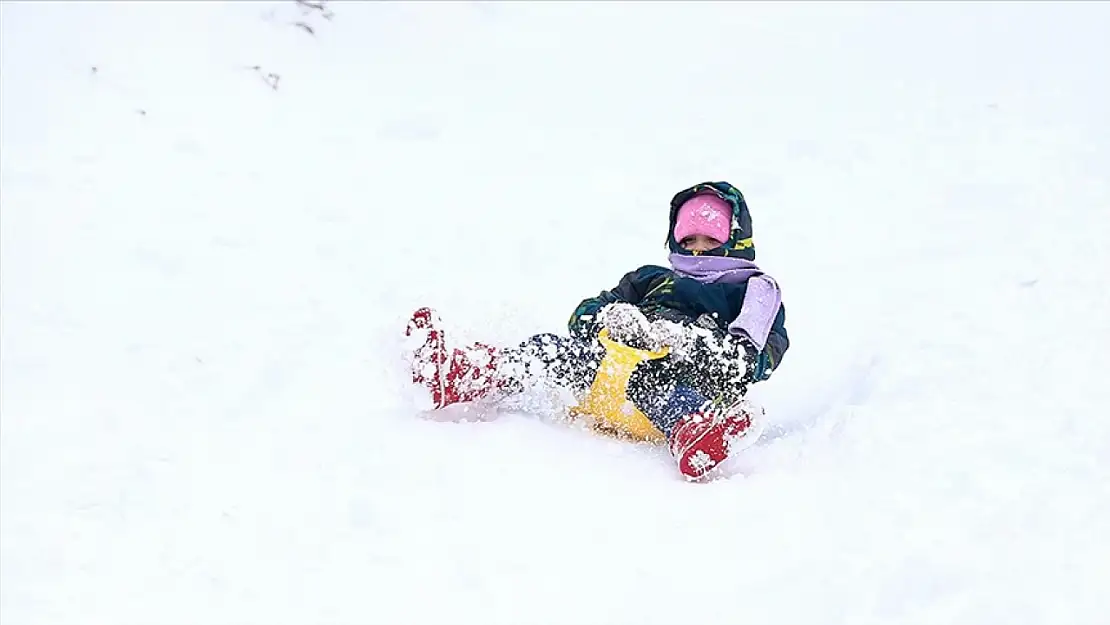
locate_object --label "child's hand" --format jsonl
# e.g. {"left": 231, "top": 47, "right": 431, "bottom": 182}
{"left": 649, "top": 319, "right": 699, "bottom": 358}
{"left": 735, "top": 335, "right": 773, "bottom": 382}
{"left": 596, "top": 302, "right": 654, "bottom": 348}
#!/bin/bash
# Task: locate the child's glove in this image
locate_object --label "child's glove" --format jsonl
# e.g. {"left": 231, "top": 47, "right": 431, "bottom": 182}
{"left": 736, "top": 335, "right": 774, "bottom": 383}
{"left": 648, "top": 318, "right": 696, "bottom": 358}
{"left": 750, "top": 352, "right": 772, "bottom": 382}
{"left": 596, "top": 302, "right": 655, "bottom": 349}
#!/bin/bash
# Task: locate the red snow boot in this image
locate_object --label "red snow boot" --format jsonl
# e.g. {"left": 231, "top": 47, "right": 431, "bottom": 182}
{"left": 669, "top": 399, "right": 763, "bottom": 480}
{"left": 405, "top": 307, "right": 502, "bottom": 409}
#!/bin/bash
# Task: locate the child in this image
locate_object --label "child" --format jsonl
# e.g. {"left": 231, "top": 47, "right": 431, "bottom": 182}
{"left": 405, "top": 181, "right": 790, "bottom": 480}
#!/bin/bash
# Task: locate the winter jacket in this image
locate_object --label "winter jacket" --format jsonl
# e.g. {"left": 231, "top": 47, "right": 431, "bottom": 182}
{"left": 567, "top": 264, "right": 790, "bottom": 375}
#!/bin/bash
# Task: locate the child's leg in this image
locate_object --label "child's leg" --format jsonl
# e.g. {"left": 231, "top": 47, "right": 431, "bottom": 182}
{"left": 496, "top": 333, "right": 605, "bottom": 396}
{"left": 626, "top": 357, "right": 706, "bottom": 438}
{"left": 406, "top": 308, "right": 602, "bottom": 410}
{"left": 676, "top": 329, "right": 751, "bottom": 404}
{"left": 626, "top": 333, "right": 762, "bottom": 480}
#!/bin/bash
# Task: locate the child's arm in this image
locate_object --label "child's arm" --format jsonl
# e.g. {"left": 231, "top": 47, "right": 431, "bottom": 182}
{"left": 567, "top": 265, "right": 669, "bottom": 339}
{"left": 753, "top": 304, "right": 789, "bottom": 381}
{"left": 719, "top": 272, "right": 790, "bottom": 383}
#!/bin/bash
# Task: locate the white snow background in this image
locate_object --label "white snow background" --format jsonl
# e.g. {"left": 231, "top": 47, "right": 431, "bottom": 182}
{"left": 2, "top": 2, "right": 1109, "bottom": 624}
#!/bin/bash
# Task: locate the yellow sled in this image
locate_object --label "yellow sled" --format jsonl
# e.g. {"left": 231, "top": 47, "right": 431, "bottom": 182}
{"left": 568, "top": 328, "right": 670, "bottom": 444}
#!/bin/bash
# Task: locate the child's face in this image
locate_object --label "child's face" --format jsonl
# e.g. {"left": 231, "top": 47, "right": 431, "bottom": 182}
{"left": 680, "top": 234, "right": 723, "bottom": 253}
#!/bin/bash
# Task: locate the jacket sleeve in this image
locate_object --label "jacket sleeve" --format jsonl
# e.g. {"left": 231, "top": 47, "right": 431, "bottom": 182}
{"left": 735, "top": 303, "right": 789, "bottom": 385}
{"left": 567, "top": 266, "right": 667, "bottom": 339}
{"left": 763, "top": 304, "right": 790, "bottom": 373}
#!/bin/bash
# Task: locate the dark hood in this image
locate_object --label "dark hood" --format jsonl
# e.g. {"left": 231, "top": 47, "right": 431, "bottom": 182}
{"left": 666, "top": 181, "right": 755, "bottom": 261}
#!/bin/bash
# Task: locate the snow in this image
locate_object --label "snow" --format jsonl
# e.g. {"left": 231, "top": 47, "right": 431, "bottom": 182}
{"left": 2, "top": 1, "right": 1109, "bottom": 623}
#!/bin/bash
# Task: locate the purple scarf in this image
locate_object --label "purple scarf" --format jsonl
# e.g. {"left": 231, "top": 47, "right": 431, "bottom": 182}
{"left": 668, "top": 253, "right": 782, "bottom": 351}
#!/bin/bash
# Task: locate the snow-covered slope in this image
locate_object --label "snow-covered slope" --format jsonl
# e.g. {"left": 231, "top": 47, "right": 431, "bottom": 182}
{"left": 2, "top": 2, "right": 1109, "bottom": 623}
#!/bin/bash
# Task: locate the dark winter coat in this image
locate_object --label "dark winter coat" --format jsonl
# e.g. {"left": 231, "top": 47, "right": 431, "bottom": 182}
{"left": 567, "top": 264, "right": 790, "bottom": 374}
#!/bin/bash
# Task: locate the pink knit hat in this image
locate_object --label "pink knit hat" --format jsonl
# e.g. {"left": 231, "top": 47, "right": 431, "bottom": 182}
{"left": 673, "top": 192, "right": 732, "bottom": 244}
